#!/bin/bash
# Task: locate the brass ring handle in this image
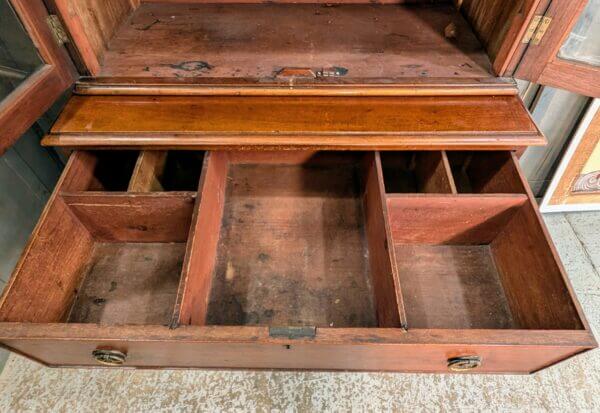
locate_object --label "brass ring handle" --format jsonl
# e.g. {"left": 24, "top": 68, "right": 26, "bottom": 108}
{"left": 447, "top": 355, "right": 481, "bottom": 372}
{"left": 92, "top": 348, "right": 127, "bottom": 366}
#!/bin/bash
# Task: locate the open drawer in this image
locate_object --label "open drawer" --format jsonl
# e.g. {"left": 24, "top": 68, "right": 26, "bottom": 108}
{"left": 0, "top": 149, "right": 595, "bottom": 373}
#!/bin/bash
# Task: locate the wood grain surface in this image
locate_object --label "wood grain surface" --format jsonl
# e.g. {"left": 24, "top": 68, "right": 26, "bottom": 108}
{"left": 67, "top": 242, "right": 185, "bottom": 325}
{"left": 98, "top": 3, "right": 492, "bottom": 79}
{"left": 45, "top": 95, "right": 544, "bottom": 150}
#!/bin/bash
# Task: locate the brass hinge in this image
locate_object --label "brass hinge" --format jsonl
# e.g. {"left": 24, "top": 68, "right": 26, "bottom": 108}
{"left": 46, "top": 14, "right": 69, "bottom": 46}
{"left": 522, "top": 15, "right": 552, "bottom": 45}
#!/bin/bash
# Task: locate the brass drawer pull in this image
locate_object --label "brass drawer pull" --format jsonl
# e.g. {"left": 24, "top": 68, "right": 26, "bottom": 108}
{"left": 92, "top": 348, "right": 127, "bottom": 366}
{"left": 447, "top": 356, "right": 481, "bottom": 371}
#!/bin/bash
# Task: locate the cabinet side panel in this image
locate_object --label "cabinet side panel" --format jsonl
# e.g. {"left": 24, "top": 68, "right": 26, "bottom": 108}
{"left": 460, "top": 0, "right": 541, "bottom": 74}
{"left": 51, "top": 0, "right": 138, "bottom": 74}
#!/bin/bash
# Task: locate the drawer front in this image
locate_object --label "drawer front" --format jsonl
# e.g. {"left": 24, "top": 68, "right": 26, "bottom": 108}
{"left": 42, "top": 95, "right": 544, "bottom": 150}
{"left": 1, "top": 336, "right": 588, "bottom": 374}
{"left": 0, "top": 149, "right": 595, "bottom": 373}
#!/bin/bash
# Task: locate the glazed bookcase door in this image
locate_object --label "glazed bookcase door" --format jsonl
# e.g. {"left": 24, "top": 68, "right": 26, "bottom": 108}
{"left": 514, "top": 0, "right": 600, "bottom": 97}
{"left": 0, "top": 0, "right": 76, "bottom": 154}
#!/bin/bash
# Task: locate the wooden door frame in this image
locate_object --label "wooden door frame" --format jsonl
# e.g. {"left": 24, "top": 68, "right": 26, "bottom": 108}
{"left": 514, "top": 0, "right": 599, "bottom": 97}
{"left": 0, "top": 0, "right": 77, "bottom": 155}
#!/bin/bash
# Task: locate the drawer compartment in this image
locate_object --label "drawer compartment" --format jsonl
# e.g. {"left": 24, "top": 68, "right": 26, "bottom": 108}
{"left": 204, "top": 154, "right": 376, "bottom": 327}
{"left": 0, "top": 150, "right": 594, "bottom": 372}
{"left": 388, "top": 197, "right": 581, "bottom": 330}
{"left": 175, "top": 151, "right": 403, "bottom": 328}
{"left": 0, "top": 150, "right": 203, "bottom": 325}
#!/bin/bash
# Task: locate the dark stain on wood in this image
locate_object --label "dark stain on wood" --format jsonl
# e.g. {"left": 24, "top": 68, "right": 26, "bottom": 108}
{"left": 166, "top": 61, "right": 214, "bottom": 73}
{"left": 68, "top": 243, "right": 185, "bottom": 326}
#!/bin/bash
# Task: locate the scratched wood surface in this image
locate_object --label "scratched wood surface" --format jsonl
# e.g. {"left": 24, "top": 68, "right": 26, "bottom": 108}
{"left": 98, "top": 3, "right": 493, "bottom": 79}
{"left": 67, "top": 242, "right": 185, "bottom": 325}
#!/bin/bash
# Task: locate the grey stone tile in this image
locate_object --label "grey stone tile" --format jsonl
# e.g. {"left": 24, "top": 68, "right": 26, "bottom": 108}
{"left": 564, "top": 212, "right": 600, "bottom": 283}
{"left": 544, "top": 213, "right": 600, "bottom": 294}
{"left": 0, "top": 350, "right": 7, "bottom": 374}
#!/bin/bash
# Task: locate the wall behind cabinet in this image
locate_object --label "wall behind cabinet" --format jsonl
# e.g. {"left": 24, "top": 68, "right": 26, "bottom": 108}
{"left": 519, "top": 81, "right": 591, "bottom": 196}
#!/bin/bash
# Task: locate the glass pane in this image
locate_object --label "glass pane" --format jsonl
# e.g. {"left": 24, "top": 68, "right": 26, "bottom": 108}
{"left": 558, "top": 0, "right": 600, "bottom": 67}
{"left": 0, "top": 0, "right": 44, "bottom": 101}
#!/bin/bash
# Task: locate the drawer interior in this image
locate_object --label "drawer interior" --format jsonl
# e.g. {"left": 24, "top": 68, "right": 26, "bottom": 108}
{"left": 176, "top": 151, "right": 400, "bottom": 328}
{"left": 205, "top": 153, "right": 376, "bottom": 327}
{"left": 0, "top": 150, "right": 203, "bottom": 325}
{"left": 57, "top": 1, "right": 495, "bottom": 81}
{"left": 381, "top": 151, "right": 584, "bottom": 331}
{"left": 389, "top": 196, "right": 525, "bottom": 329}
{"left": 0, "top": 150, "right": 585, "bottom": 334}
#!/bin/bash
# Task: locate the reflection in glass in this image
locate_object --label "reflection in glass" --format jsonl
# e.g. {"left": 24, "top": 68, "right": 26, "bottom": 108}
{"left": 558, "top": 0, "right": 600, "bottom": 67}
{"left": 0, "top": 0, "right": 44, "bottom": 101}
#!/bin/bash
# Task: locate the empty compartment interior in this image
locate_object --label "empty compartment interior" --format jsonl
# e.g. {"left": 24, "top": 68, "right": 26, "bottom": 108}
{"left": 175, "top": 151, "right": 404, "bottom": 328}
{"left": 59, "top": 1, "right": 494, "bottom": 80}
{"left": 387, "top": 194, "right": 585, "bottom": 330}
{"left": 380, "top": 151, "right": 456, "bottom": 193}
{"left": 128, "top": 150, "right": 205, "bottom": 192}
{"left": 447, "top": 151, "right": 526, "bottom": 193}
{"left": 0, "top": 152, "right": 198, "bottom": 326}
{"left": 67, "top": 242, "right": 186, "bottom": 325}
{"left": 60, "top": 150, "right": 139, "bottom": 192}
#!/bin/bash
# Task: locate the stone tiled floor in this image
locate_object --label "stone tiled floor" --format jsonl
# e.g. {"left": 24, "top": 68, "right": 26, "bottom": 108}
{"left": 0, "top": 212, "right": 598, "bottom": 411}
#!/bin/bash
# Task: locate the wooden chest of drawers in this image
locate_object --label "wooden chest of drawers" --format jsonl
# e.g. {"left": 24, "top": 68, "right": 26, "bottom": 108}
{"left": 0, "top": 0, "right": 596, "bottom": 373}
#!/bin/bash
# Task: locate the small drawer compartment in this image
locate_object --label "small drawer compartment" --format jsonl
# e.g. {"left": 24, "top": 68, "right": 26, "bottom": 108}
{"left": 379, "top": 151, "right": 584, "bottom": 332}
{"left": 380, "top": 151, "right": 455, "bottom": 194}
{"left": 64, "top": 150, "right": 204, "bottom": 193}
{"left": 446, "top": 151, "right": 526, "bottom": 194}
{"left": 128, "top": 150, "right": 204, "bottom": 192}
{"left": 64, "top": 150, "right": 139, "bottom": 192}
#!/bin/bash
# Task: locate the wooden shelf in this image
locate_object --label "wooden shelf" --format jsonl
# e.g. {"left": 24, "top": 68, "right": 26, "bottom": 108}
{"left": 95, "top": 3, "right": 493, "bottom": 81}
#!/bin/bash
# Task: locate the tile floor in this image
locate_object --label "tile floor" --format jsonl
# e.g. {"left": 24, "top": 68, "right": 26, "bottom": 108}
{"left": 0, "top": 212, "right": 598, "bottom": 411}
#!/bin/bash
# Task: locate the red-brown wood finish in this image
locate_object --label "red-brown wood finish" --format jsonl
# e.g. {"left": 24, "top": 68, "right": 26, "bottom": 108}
{"left": 0, "top": 149, "right": 595, "bottom": 373}
{"left": 43, "top": 95, "right": 544, "bottom": 150}
{"left": 0, "top": 324, "right": 594, "bottom": 373}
